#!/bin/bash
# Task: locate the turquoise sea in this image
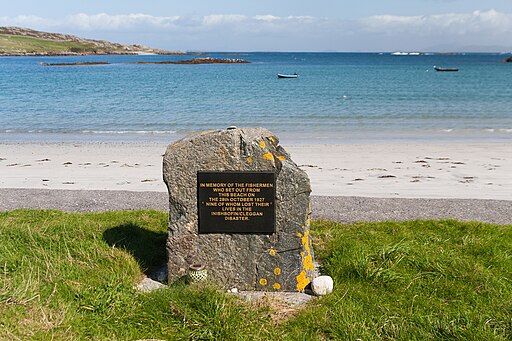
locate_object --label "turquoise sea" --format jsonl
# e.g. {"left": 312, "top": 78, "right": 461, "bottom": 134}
{"left": 0, "top": 52, "right": 511, "bottom": 144}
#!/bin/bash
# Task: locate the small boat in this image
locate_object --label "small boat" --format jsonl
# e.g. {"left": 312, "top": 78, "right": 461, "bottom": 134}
{"left": 277, "top": 73, "right": 298, "bottom": 78}
{"left": 433, "top": 66, "right": 459, "bottom": 72}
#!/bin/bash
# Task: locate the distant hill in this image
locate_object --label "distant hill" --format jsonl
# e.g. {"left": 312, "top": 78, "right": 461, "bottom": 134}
{"left": 0, "top": 26, "right": 185, "bottom": 56}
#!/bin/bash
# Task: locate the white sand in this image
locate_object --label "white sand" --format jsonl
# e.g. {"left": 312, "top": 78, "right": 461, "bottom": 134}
{"left": 0, "top": 142, "right": 510, "bottom": 200}
{"left": 287, "top": 143, "right": 511, "bottom": 200}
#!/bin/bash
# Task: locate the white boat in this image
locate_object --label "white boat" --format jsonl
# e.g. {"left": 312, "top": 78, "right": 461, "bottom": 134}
{"left": 277, "top": 73, "right": 298, "bottom": 78}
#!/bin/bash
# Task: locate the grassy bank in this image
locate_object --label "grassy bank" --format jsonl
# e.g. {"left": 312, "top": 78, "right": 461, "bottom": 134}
{"left": 0, "top": 34, "right": 120, "bottom": 55}
{"left": 1, "top": 210, "right": 510, "bottom": 340}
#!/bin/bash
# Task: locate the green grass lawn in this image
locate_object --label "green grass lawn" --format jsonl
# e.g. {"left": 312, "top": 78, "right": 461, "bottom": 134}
{"left": 1, "top": 210, "right": 510, "bottom": 340}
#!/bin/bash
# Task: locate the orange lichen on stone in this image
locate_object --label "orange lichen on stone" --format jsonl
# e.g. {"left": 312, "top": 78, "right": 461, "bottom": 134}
{"left": 259, "top": 278, "right": 268, "bottom": 286}
{"left": 295, "top": 228, "right": 314, "bottom": 291}
{"left": 274, "top": 268, "right": 281, "bottom": 276}
{"left": 302, "top": 253, "right": 314, "bottom": 271}
{"left": 301, "top": 230, "right": 310, "bottom": 246}
{"left": 296, "top": 270, "right": 310, "bottom": 291}
{"left": 301, "top": 230, "right": 314, "bottom": 271}
{"left": 247, "top": 156, "right": 253, "bottom": 163}
{"left": 263, "top": 152, "right": 274, "bottom": 161}
{"left": 273, "top": 283, "right": 281, "bottom": 290}
{"left": 278, "top": 155, "right": 286, "bottom": 161}
{"left": 259, "top": 141, "right": 266, "bottom": 149}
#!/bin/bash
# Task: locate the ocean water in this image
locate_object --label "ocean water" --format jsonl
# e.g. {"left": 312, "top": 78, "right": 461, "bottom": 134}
{"left": 0, "top": 52, "right": 511, "bottom": 144}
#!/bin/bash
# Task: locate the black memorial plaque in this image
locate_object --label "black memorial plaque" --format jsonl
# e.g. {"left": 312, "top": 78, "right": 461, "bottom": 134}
{"left": 197, "top": 171, "right": 276, "bottom": 234}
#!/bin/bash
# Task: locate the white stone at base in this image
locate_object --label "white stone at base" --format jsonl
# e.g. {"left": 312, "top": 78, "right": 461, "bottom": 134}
{"left": 311, "top": 275, "right": 334, "bottom": 296}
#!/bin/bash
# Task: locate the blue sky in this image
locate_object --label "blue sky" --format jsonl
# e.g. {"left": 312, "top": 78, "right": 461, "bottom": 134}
{"left": 2, "top": 1, "right": 512, "bottom": 51}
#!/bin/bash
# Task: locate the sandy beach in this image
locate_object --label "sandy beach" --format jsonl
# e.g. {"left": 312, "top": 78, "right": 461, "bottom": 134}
{"left": 0, "top": 141, "right": 510, "bottom": 200}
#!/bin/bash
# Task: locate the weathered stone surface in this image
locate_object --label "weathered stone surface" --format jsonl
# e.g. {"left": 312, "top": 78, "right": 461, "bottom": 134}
{"left": 311, "top": 275, "right": 334, "bottom": 296}
{"left": 135, "top": 277, "right": 166, "bottom": 293}
{"left": 163, "top": 127, "right": 315, "bottom": 292}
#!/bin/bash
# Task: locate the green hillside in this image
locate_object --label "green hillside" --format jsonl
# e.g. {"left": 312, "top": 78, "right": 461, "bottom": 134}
{"left": 0, "top": 34, "right": 120, "bottom": 55}
{"left": 0, "top": 26, "right": 183, "bottom": 56}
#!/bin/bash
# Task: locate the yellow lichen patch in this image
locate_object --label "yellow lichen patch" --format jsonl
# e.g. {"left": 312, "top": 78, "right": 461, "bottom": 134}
{"left": 269, "top": 248, "right": 277, "bottom": 256}
{"left": 259, "top": 278, "right": 268, "bottom": 286}
{"left": 273, "top": 283, "right": 281, "bottom": 290}
{"left": 300, "top": 230, "right": 315, "bottom": 271}
{"left": 259, "top": 141, "right": 266, "bottom": 149}
{"left": 269, "top": 136, "right": 276, "bottom": 143}
{"left": 302, "top": 254, "right": 314, "bottom": 271}
{"left": 296, "top": 232, "right": 303, "bottom": 238}
{"left": 274, "top": 268, "right": 281, "bottom": 276}
{"left": 263, "top": 152, "right": 274, "bottom": 161}
{"left": 247, "top": 156, "right": 253, "bottom": 163}
{"left": 278, "top": 155, "right": 286, "bottom": 161}
{"left": 301, "top": 230, "right": 310, "bottom": 244}
{"left": 296, "top": 270, "right": 310, "bottom": 291}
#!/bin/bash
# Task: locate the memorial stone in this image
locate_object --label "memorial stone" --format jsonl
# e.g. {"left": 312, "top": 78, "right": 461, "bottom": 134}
{"left": 163, "top": 127, "right": 316, "bottom": 291}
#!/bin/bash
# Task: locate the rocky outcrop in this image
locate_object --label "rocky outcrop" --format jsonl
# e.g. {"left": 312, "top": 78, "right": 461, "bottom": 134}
{"left": 503, "top": 56, "right": 512, "bottom": 63}
{"left": 0, "top": 26, "right": 185, "bottom": 56}
{"left": 40, "top": 58, "right": 250, "bottom": 67}
{"left": 134, "top": 57, "right": 250, "bottom": 65}
{"left": 40, "top": 62, "right": 111, "bottom": 66}
{"left": 163, "top": 128, "right": 316, "bottom": 292}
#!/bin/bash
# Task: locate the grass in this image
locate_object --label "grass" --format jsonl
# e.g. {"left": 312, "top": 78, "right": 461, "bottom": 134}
{"left": 0, "top": 34, "right": 123, "bottom": 54}
{"left": 1, "top": 210, "right": 511, "bottom": 340}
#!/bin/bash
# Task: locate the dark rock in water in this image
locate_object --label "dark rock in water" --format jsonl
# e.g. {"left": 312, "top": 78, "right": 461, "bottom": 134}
{"left": 174, "top": 57, "right": 250, "bottom": 64}
{"left": 503, "top": 57, "right": 512, "bottom": 63}
{"left": 41, "top": 62, "right": 111, "bottom": 66}
{"left": 163, "top": 127, "right": 315, "bottom": 292}
{"left": 134, "top": 57, "right": 250, "bottom": 65}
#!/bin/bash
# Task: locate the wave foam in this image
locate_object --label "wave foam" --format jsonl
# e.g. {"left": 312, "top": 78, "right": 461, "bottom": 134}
{"left": 1, "top": 129, "right": 178, "bottom": 135}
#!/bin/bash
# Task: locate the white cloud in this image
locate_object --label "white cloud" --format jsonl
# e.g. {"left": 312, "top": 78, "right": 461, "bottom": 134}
{"left": 202, "top": 14, "right": 246, "bottom": 26}
{"left": 253, "top": 15, "right": 280, "bottom": 22}
{"left": 1, "top": 10, "right": 511, "bottom": 51}
{"left": 0, "top": 13, "right": 326, "bottom": 33}
{"left": 67, "top": 13, "right": 181, "bottom": 31}
{"left": 360, "top": 9, "right": 512, "bottom": 36}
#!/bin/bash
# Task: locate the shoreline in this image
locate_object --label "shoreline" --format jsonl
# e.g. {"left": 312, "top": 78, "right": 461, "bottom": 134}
{"left": 1, "top": 129, "right": 511, "bottom": 145}
{"left": 1, "top": 140, "right": 511, "bottom": 200}
{"left": 1, "top": 188, "right": 511, "bottom": 225}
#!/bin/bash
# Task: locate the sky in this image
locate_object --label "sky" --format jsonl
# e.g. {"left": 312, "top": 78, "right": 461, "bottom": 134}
{"left": 1, "top": 0, "right": 512, "bottom": 52}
